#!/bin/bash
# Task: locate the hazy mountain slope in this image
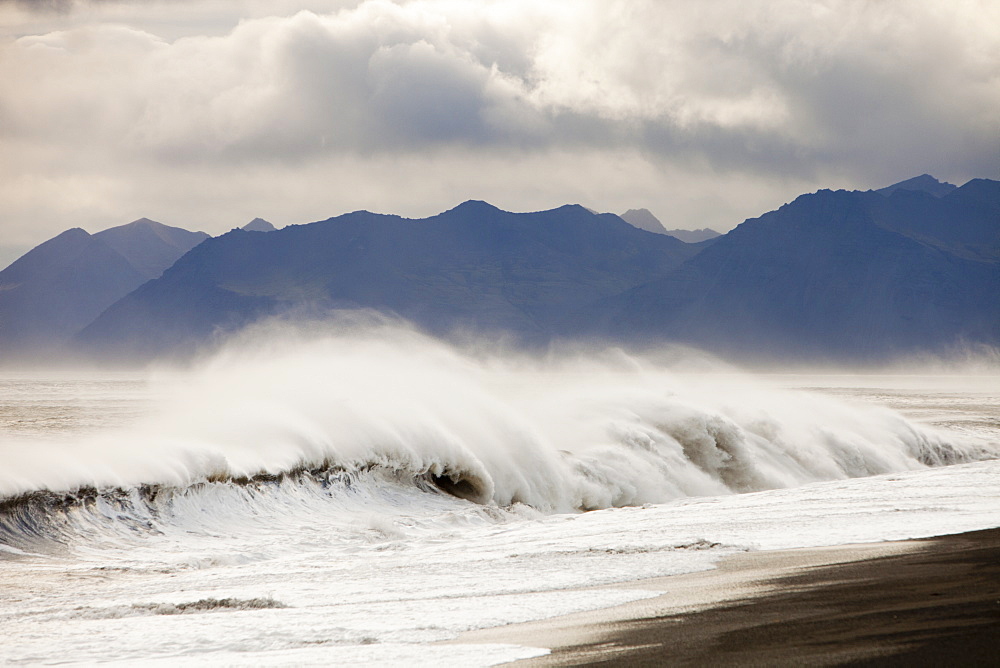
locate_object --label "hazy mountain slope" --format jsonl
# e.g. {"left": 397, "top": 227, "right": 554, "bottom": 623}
{"left": 76, "top": 201, "right": 699, "bottom": 358}
{"left": 582, "top": 182, "right": 999, "bottom": 361}
{"left": 663, "top": 228, "right": 721, "bottom": 243}
{"left": 619, "top": 209, "right": 721, "bottom": 243}
{"left": 0, "top": 229, "right": 147, "bottom": 355}
{"left": 619, "top": 208, "right": 668, "bottom": 234}
{"left": 94, "top": 218, "right": 210, "bottom": 279}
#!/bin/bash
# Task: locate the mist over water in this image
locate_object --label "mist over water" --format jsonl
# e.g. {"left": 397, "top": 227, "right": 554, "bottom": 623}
{"left": 2, "top": 318, "right": 993, "bottom": 519}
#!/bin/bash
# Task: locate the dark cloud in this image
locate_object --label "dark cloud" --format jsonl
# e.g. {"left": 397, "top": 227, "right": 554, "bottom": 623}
{"left": 5, "top": 0, "right": 74, "bottom": 11}
{"left": 3, "top": 0, "right": 127, "bottom": 13}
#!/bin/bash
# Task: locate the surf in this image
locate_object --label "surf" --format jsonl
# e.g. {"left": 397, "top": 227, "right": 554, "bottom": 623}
{"left": 1, "top": 319, "right": 994, "bottom": 550}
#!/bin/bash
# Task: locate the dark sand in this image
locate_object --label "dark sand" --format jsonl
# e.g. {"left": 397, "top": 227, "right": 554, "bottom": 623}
{"left": 456, "top": 528, "right": 1000, "bottom": 666}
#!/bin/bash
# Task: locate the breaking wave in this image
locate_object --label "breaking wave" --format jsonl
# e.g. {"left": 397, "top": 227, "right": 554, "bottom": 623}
{"left": 1, "top": 319, "right": 995, "bottom": 549}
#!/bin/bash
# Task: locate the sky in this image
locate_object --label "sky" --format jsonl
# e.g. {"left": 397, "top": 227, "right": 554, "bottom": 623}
{"left": 1, "top": 0, "right": 998, "bottom": 265}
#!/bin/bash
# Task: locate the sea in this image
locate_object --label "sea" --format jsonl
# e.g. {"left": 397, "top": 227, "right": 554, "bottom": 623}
{"left": 2, "top": 324, "right": 998, "bottom": 666}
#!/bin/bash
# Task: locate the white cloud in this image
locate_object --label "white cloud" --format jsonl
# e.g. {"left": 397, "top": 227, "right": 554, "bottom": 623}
{"left": 1, "top": 0, "right": 997, "bottom": 245}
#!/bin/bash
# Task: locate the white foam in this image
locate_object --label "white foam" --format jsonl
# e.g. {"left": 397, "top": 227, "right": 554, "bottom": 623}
{"left": 1, "top": 460, "right": 997, "bottom": 666}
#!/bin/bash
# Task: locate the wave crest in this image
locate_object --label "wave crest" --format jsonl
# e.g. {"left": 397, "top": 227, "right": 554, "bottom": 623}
{"left": 1, "top": 323, "right": 994, "bottom": 548}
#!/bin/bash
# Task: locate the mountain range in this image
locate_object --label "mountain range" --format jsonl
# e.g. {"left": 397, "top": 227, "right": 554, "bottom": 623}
{"left": 75, "top": 202, "right": 697, "bottom": 358}
{"left": 1, "top": 176, "right": 996, "bottom": 363}
{"left": 585, "top": 179, "right": 999, "bottom": 361}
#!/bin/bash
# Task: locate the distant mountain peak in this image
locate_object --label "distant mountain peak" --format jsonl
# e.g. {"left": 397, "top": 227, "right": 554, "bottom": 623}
{"left": 117, "top": 218, "right": 173, "bottom": 232}
{"left": 447, "top": 200, "right": 502, "bottom": 215}
{"left": 93, "top": 218, "right": 209, "bottom": 279}
{"left": 619, "top": 208, "right": 668, "bottom": 235}
{"left": 60, "top": 227, "right": 92, "bottom": 240}
{"left": 549, "top": 203, "right": 593, "bottom": 216}
{"left": 876, "top": 174, "right": 957, "bottom": 198}
{"left": 242, "top": 218, "right": 277, "bottom": 232}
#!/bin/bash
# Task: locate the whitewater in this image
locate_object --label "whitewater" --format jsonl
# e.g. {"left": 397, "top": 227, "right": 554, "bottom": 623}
{"left": 1, "top": 321, "right": 998, "bottom": 665}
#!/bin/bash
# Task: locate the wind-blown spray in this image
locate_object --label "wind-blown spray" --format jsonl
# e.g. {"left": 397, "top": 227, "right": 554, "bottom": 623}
{"left": 0, "top": 318, "right": 993, "bottom": 549}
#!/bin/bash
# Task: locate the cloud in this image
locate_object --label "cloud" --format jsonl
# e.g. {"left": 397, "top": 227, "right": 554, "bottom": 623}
{"left": 1, "top": 0, "right": 998, "bottom": 245}
{"left": 6, "top": 1, "right": 997, "bottom": 164}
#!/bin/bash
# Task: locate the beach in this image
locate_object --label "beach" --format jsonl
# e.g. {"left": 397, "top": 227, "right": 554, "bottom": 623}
{"left": 2, "top": 368, "right": 998, "bottom": 665}
{"left": 457, "top": 528, "right": 1000, "bottom": 666}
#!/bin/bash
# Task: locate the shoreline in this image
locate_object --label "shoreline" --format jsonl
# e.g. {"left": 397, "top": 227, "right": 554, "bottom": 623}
{"left": 454, "top": 528, "right": 1000, "bottom": 666}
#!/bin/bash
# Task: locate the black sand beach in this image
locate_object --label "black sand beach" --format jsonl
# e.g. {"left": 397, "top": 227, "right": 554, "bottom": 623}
{"left": 458, "top": 528, "right": 1000, "bottom": 666}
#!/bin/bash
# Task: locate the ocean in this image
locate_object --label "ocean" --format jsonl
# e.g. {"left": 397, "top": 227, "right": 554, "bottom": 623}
{"left": 2, "top": 325, "right": 998, "bottom": 666}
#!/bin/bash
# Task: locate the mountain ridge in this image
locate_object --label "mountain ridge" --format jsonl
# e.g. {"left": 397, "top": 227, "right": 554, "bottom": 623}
{"left": 876, "top": 174, "right": 957, "bottom": 198}
{"left": 75, "top": 202, "right": 700, "bottom": 359}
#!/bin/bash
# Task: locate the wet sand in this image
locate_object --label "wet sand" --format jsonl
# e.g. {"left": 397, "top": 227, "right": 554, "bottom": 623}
{"left": 457, "top": 528, "right": 1000, "bottom": 666}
